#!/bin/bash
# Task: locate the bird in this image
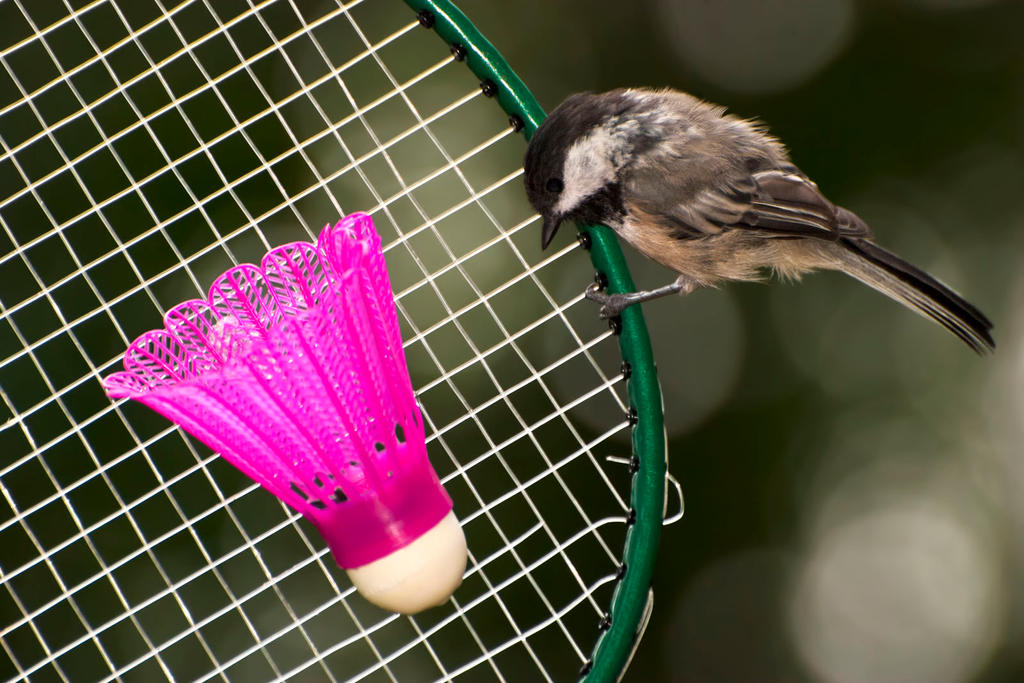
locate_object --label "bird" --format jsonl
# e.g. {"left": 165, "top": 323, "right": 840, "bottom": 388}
{"left": 103, "top": 213, "right": 467, "bottom": 614}
{"left": 523, "top": 87, "right": 994, "bottom": 353}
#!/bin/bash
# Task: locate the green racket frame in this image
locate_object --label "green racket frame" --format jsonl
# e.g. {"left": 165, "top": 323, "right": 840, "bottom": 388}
{"left": 403, "top": 1, "right": 669, "bottom": 679}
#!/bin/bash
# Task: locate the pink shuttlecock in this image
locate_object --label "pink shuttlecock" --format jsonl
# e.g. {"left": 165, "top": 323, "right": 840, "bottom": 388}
{"left": 103, "top": 213, "right": 466, "bottom": 614}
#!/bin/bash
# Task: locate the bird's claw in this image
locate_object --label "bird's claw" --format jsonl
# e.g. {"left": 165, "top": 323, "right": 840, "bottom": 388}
{"left": 585, "top": 283, "right": 627, "bottom": 319}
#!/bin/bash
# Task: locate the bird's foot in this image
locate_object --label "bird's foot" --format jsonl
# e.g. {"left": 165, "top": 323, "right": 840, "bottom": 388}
{"left": 585, "top": 283, "right": 638, "bottom": 319}
{"left": 584, "top": 276, "right": 698, "bottom": 319}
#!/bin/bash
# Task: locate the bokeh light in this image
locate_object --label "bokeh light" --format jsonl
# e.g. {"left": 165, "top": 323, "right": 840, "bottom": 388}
{"left": 665, "top": 549, "right": 803, "bottom": 682}
{"left": 643, "top": 285, "right": 746, "bottom": 437}
{"left": 790, "top": 494, "right": 1004, "bottom": 683}
{"left": 649, "top": 0, "right": 855, "bottom": 94}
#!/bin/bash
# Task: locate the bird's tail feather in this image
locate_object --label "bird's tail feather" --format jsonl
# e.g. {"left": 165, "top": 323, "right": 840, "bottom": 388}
{"left": 835, "top": 237, "right": 994, "bottom": 353}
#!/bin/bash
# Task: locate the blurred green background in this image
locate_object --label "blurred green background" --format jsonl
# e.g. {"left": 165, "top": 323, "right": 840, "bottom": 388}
{"left": 466, "top": 0, "right": 1024, "bottom": 680}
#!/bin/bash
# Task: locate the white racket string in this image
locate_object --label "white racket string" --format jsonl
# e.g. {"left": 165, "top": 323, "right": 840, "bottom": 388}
{"left": 0, "top": 1, "right": 637, "bottom": 680}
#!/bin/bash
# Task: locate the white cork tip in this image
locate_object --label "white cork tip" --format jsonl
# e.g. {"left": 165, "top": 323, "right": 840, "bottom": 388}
{"left": 346, "top": 510, "right": 467, "bottom": 614}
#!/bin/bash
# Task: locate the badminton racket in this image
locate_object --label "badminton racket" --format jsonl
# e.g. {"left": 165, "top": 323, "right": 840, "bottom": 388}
{"left": 0, "top": 0, "right": 678, "bottom": 679}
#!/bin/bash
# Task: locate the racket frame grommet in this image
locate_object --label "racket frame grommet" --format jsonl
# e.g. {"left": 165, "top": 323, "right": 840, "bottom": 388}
{"left": 416, "top": 9, "right": 435, "bottom": 28}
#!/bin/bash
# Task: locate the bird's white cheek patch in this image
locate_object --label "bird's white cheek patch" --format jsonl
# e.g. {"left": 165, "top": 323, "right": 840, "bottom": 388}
{"left": 553, "top": 129, "right": 618, "bottom": 216}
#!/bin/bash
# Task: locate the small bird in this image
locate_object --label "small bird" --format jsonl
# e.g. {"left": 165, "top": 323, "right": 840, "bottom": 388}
{"left": 523, "top": 88, "right": 994, "bottom": 352}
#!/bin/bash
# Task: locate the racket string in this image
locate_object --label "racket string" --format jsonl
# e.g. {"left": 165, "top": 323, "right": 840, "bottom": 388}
{"left": 0, "top": 1, "right": 640, "bottom": 680}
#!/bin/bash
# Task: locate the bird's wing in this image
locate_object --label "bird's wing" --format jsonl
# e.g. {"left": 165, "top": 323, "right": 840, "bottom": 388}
{"left": 742, "top": 169, "right": 872, "bottom": 240}
{"left": 627, "top": 162, "right": 872, "bottom": 241}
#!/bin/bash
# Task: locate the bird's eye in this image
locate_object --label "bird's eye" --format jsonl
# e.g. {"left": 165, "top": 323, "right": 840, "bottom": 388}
{"left": 545, "top": 177, "right": 564, "bottom": 193}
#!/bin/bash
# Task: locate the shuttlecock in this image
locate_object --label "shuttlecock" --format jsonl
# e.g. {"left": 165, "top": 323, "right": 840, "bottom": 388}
{"left": 103, "top": 213, "right": 466, "bottom": 614}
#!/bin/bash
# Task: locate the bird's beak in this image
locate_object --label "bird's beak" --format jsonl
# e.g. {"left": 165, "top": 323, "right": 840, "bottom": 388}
{"left": 540, "top": 215, "right": 563, "bottom": 250}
